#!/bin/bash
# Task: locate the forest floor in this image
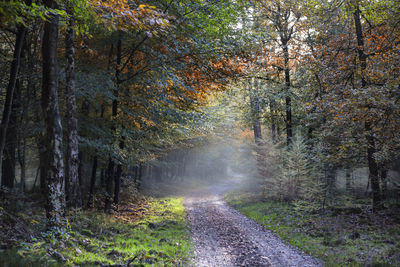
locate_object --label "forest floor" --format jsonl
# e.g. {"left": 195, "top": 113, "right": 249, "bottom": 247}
{"left": 0, "top": 192, "right": 192, "bottom": 266}
{"left": 226, "top": 191, "right": 400, "bottom": 266}
{"left": 183, "top": 178, "right": 322, "bottom": 267}
{"left": 2, "top": 178, "right": 399, "bottom": 266}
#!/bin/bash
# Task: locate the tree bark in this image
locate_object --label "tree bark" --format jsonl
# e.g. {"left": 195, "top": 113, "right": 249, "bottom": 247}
{"left": 65, "top": 14, "right": 82, "bottom": 209}
{"left": 283, "top": 43, "right": 292, "bottom": 146}
{"left": 0, "top": 26, "right": 27, "bottom": 165}
{"left": 41, "top": 0, "right": 66, "bottom": 228}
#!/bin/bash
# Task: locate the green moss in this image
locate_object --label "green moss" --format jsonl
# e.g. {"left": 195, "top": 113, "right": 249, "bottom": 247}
{"left": 226, "top": 193, "right": 400, "bottom": 266}
{"left": 0, "top": 197, "right": 192, "bottom": 267}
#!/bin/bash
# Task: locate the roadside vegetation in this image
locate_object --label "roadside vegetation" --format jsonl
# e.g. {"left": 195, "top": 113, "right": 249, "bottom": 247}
{"left": 226, "top": 192, "right": 400, "bottom": 266}
{"left": 0, "top": 194, "right": 192, "bottom": 266}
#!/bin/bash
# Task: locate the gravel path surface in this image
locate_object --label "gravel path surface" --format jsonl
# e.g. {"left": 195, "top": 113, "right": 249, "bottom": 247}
{"left": 184, "top": 183, "right": 323, "bottom": 267}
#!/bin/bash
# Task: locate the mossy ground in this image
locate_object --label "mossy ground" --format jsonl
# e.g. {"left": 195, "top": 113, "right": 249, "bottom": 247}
{"left": 0, "top": 197, "right": 192, "bottom": 266}
{"left": 226, "top": 192, "right": 400, "bottom": 266}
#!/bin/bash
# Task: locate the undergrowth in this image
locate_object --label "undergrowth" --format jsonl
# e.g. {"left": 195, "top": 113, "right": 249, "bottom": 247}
{"left": 0, "top": 197, "right": 192, "bottom": 266}
{"left": 226, "top": 192, "right": 400, "bottom": 266}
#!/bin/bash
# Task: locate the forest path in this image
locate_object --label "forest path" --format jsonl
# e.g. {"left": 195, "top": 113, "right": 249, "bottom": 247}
{"left": 184, "top": 180, "right": 322, "bottom": 267}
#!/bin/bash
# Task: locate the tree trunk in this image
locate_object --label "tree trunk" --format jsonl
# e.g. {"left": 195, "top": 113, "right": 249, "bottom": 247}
{"left": 352, "top": 1, "right": 381, "bottom": 210}
{"left": 77, "top": 151, "right": 84, "bottom": 189}
{"left": 113, "top": 164, "right": 122, "bottom": 205}
{"left": 249, "top": 78, "right": 265, "bottom": 190}
{"left": 76, "top": 101, "right": 89, "bottom": 194}
{"left": 269, "top": 99, "right": 276, "bottom": 143}
{"left": 100, "top": 167, "right": 105, "bottom": 187}
{"left": 277, "top": 123, "right": 281, "bottom": 140}
{"left": 87, "top": 155, "right": 97, "bottom": 208}
{"left": 32, "top": 63, "right": 46, "bottom": 194}
{"left": 17, "top": 78, "right": 28, "bottom": 193}
{"left": 104, "top": 157, "right": 114, "bottom": 213}
{"left": 345, "top": 168, "right": 353, "bottom": 194}
{"left": 41, "top": 0, "right": 66, "bottom": 228}
{"left": 0, "top": 26, "right": 27, "bottom": 165}
{"left": 366, "top": 121, "right": 381, "bottom": 209}
{"left": 105, "top": 37, "right": 123, "bottom": 212}
{"left": 1, "top": 81, "right": 19, "bottom": 189}
{"left": 65, "top": 14, "right": 82, "bottom": 209}
{"left": 20, "top": 35, "right": 37, "bottom": 193}
{"left": 249, "top": 78, "right": 262, "bottom": 144}
{"left": 381, "top": 167, "right": 388, "bottom": 201}
{"left": 112, "top": 38, "right": 124, "bottom": 206}
{"left": 283, "top": 43, "right": 292, "bottom": 146}
{"left": 1, "top": 108, "right": 17, "bottom": 189}
{"left": 133, "top": 165, "right": 138, "bottom": 185}
{"left": 137, "top": 163, "right": 142, "bottom": 190}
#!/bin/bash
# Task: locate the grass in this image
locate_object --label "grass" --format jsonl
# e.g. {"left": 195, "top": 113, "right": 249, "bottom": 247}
{"left": 0, "top": 197, "right": 192, "bottom": 267}
{"left": 226, "top": 192, "right": 400, "bottom": 266}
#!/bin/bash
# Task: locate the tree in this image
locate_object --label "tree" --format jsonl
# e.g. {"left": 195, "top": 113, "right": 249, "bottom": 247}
{"left": 0, "top": 23, "right": 27, "bottom": 170}
{"left": 1, "top": 85, "right": 19, "bottom": 189}
{"left": 65, "top": 2, "right": 82, "bottom": 209}
{"left": 41, "top": 0, "right": 66, "bottom": 228}
{"left": 255, "top": 0, "right": 302, "bottom": 145}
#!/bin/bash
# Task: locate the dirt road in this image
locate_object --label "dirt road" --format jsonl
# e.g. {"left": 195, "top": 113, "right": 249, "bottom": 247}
{"left": 184, "top": 183, "right": 322, "bottom": 267}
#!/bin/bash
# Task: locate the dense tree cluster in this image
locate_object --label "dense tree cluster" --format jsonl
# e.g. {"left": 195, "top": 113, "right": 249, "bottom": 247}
{"left": 0, "top": 0, "right": 244, "bottom": 227}
{"left": 232, "top": 0, "right": 400, "bottom": 210}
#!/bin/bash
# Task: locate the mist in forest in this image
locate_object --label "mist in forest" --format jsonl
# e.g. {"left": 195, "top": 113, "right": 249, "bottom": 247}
{"left": 141, "top": 138, "right": 259, "bottom": 196}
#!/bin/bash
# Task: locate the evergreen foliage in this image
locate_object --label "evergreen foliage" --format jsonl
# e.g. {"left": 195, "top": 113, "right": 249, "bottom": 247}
{"left": 260, "top": 135, "right": 325, "bottom": 207}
